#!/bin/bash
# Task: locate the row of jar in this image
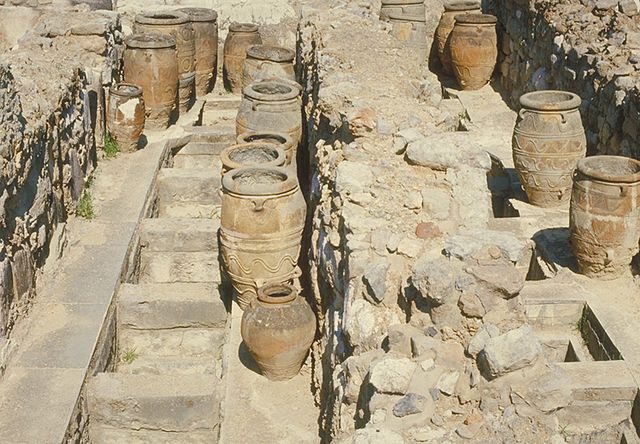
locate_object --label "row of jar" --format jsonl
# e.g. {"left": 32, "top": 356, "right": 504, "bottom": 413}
{"left": 380, "top": 0, "right": 498, "bottom": 91}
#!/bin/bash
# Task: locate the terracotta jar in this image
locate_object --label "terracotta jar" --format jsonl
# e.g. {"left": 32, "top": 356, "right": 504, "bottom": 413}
{"left": 570, "top": 156, "right": 640, "bottom": 279}
{"left": 242, "top": 45, "right": 296, "bottom": 90}
{"left": 107, "top": 83, "right": 145, "bottom": 152}
{"left": 241, "top": 283, "right": 316, "bottom": 381}
{"left": 237, "top": 131, "right": 296, "bottom": 166}
{"left": 135, "top": 11, "right": 195, "bottom": 115}
{"left": 435, "top": 0, "right": 481, "bottom": 75}
{"left": 220, "top": 167, "right": 306, "bottom": 309}
{"left": 178, "top": 72, "right": 196, "bottom": 115}
{"left": 223, "top": 23, "right": 262, "bottom": 93}
{"left": 178, "top": 7, "right": 218, "bottom": 97}
{"left": 380, "top": 0, "right": 425, "bottom": 21}
{"left": 387, "top": 11, "right": 428, "bottom": 58}
{"left": 220, "top": 142, "right": 286, "bottom": 176}
{"left": 124, "top": 34, "right": 178, "bottom": 130}
{"left": 449, "top": 13, "right": 498, "bottom": 90}
{"left": 512, "top": 90, "right": 586, "bottom": 207}
{"left": 236, "top": 79, "right": 302, "bottom": 147}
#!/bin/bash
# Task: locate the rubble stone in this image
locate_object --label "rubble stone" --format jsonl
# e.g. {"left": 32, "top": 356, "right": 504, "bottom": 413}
{"left": 392, "top": 393, "right": 428, "bottom": 417}
{"left": 477, "top": 325, "right": 543, "bottom": 379}
{"left": 369, "top": 355, "right": 417, "bottom": 395}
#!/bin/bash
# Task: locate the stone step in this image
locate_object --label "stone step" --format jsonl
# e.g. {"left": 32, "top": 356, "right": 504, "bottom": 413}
{"left": 118, "top": 328, "right": 224, "bottom": 361}
{"left": 201, "top": 108, "right": 237, "bottom": 127}
{"left": 183, "top": 125, "right": 236, "bottom": 144}
{"left": 117, "top": 355, "right": 219, "bottom": 376}
{"left": 178, "top": 141, "right": 228, "bottom": 156}
{"left": 140, "top": 218, "right": 220, "bottom": 252}
{"left": 159, "top": 202, "right": 221, "bottom": 219}
{"left": 87, "top": 373, "right": 219, "bottom": 432}
{"left": 90, "top": 426, "right": 218, "bottom": 444}
{"left": 204, "top": 95, "right": 241, "bottom": 110}
{"left": 156, "top": 169, "right": 221, "bottom": 205}
{"left": 118, "top": 283, "right": 227, "bottom": 330}
{"left": 139, "top": 251, "right": 221, "bottom": 284}
{"left": 173, "top": 154, "right": 222, "bottom": 170}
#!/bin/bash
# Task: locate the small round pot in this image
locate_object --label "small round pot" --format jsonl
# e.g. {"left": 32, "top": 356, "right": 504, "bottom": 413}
{"left": 241, "top": 283, "right": 316, "bottom": 381}
{"left": 512, "top": 90, "right": 586, "bottom": 207}
{"left": 237, "top": 131, "right": 296, "bottom": 166}
{"left": 570, "top": 155, "right": 640, "bottom": 279}
{"left": 449, "top": 13, "right": 498, "bottom": 90}
{"left": 220, "top": 142, "right": 286, "bottom": 176}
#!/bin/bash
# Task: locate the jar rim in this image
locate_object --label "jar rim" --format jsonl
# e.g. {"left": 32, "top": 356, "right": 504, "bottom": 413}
{"left": 222, "top": 166, "right": 298, "bottom": 195}
{"left": 454, "top": 13, "right": 497, "bottom": 25}
{"left": 519, "top": 90, "right": 582, "bottom": 111}
{"left": 177, "top": 7, "right": 218, "bottom": 22}
{"left": 257, "top": 283, "right": 298, "bottom": 304}
{"left": 221, "top": 142, "right": 286, "bottom": 171}
{"left": 135, "top": 11, "right": 189, "bottom": 25}
{"left": 243, "top": 80, "right": 301, "bottom": 102}
{"left": 237, "top": 131, "right": 294, "bottom": 148}
{"left": 229, "top": 22, "right": 259, "bottom": 33}
{"left": 110, "top": 82, "right": 143, "bottom": 97}
{"left": 444, "top": 0, "right": 481, "bottom": 11}
{"left": 246, "top": 44, "right": 295, "bottom": 63}
{"left": 125, "top": 33, "right": 176, "bottom": 49}
{"left": 577, "top": 155, "right": 640, "bottom": 183}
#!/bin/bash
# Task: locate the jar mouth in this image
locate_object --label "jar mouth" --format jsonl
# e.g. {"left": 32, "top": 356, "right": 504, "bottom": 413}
{"left": 229, "top": 22, "right": 259, "bottom": 33}
{"left": 381, "top": 0, "right": 424, "bottom": 5}
{"left": 246, "top": 44, "right": 295, "bottom": 63}
{"left": 222, "top": 166, "right": 298, "bottom": 195}
{"left": 177, "top": 7, "right": 218, "bottom": 22}
{"left": 454, "top": 13, "right": 497, "bottom": 25}
{"left": 257, "top": 283, "right": 297, "bottom": 304}
{"left": 111, "top": 83, "right": 142, "bottom": 97}
{"left": 244, "top": 80, "right": 300, "bottom": 101}
{"left": 237, "top": 131, "right": 293, "bottom": 149}
{"left": 577, "top": 155, "right": 640, "bottom": 183}
{"left": 125, "top": 33, "right": 176, "bottom": 49}
{"left": 444, "top": 0, "right": 481, "bottom": 11}
{"left": 136, "top": 11, "right": 189, "bottom": 25}
{"left": 387, "top": 12, "right": 426, "bottom": 22}
{"left": 221, "top": 143, "right": 285, "bottom": 170}
{"left": 520, "top": 90, "right": 582, "bottom": 111}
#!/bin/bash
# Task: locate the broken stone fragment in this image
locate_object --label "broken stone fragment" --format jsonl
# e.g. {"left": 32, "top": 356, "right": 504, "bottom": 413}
{"left": 436, "top": 370, "right": 460, "bottom": 396}
{"left": 405, "top": 137, "right": 491, "bottom": 171}
{"left": 458, "top": 291, "right": 485, "bottom": 318}
{"left": 392, "top": 393, "right": 428, "bottom": 417}
{"left": 386, "top": 324, "right": 423, "bottom": 356}
{"left": 444, "top": 230, "right": 529, "bottom": 264}
{"left": 344, "top": 427, "right": 405, "bottom": 444}
{"left": 465, "top": 263, "right": 525, "bottom": 299}
{"left": 477, "top": 325, "right": 543, "bottom": 380}
{"left": 393, "top": 127, "right": 423, "bottom": 154}
{"left": 362, "top": 259, "right": 391, "bottom": 304}
{"left": 410, "top": 256, "right": 457, "bottom": 305}
{"left": 345, "top": 299, "right": 402, "bottom": 351}
{"left": 369, "top": 355, "right": 417, "bottom": 395}
{"left": 511, "top": 365, "right": 571, "bottom": 414}
{"left": 467, "top": 323, "right": 500, "bottom": 357}
{"left": 411, "top": 335, "right": 440, "bottom": 359}
{"left": 335, "top": 161, "right": 374, "bottom": 195}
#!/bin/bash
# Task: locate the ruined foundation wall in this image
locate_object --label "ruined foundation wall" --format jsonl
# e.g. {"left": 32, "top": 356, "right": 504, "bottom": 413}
{"left": 0, "top": 8, "right": 121, "bottom": 373}
{"left": 495, "top": 0, "right": 640, "bottom": 158}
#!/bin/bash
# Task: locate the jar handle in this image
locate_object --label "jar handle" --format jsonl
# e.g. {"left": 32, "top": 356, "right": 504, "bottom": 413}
{"left": 518, "top": 108, "right": 527, "bottom": 120}
{"left": 605, "top": 248, "right": 615, "bottom": 265}
{"left": 251, "top": 199, "right": 266, "bottom": 211}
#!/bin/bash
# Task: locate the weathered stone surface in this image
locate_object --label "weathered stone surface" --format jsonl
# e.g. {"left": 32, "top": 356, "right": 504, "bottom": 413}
{"left": 369, "top": 355, "right": 417, "bottom": 395}
{"left": 467, "top": 324, "right": 500, "bottom": 357}
{"left": 411, "top": 335, "right": 440, "bottom": 359}
{"left": 511, "top": 365, "right": 572, "bottom": 414}
{"left": 346, "top": 427, "right": 405, "bottom": 444}
{"left": 363, "top": 260, "right": 391, "bottom": 304}
{"left": 465, "top": 264, "right": 525, "bottom": 299}
{"left": 386, "top": 324, "right": 422, "bottom": 357}
{"left": 405, "top": 136, "right": 492, "bottom": 172}
{"left": 458, "top": 292, "right": 485, "bottom": 318}
{"left": 445, "top": 230, "right": 529, "bottom": 263}
{"left": 392, "top": 393, "right": 428, "bottom": 417}
{"left": 436, "top": 371, "right": 460, "bottom": 396}
{"left": 477, "top": 325, "right": 542, "bottom": 379}
{"left": 345, "top": 299, "right": 402, "bottom": 351}
{"left": 336, "top": 161, "right": 374, "bottom": 195}
{"left": 411, "top": 256, "right": 457, "bottom": 305}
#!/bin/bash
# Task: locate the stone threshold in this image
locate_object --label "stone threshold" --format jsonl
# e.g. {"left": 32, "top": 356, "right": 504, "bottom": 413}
{"left": 0, "top": 99, "right": 206, "bottom": 443}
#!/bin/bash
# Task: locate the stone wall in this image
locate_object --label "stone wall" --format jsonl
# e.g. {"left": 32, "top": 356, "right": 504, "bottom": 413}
{"left": 0, "top": 8, "right": 121, "bottom": 373}
{"left": 494, "top": 0, "right": 640, "bottom": 158}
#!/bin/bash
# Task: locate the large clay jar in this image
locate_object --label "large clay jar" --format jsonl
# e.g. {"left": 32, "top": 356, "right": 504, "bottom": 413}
{"left": 178, "top": 7, "right": 218, "bottom": 96}
{"left": 512, "top": 90, "right": 586, "bottom": 207}
{"left": 242, "top": 45, "right": 296, "bottom": 90}
{"left": 237, "top": 131, "right": 296, "bottom": 166}
{"left": 220, "top": 142, "right": 286, "bottom": 176}
{"left": 435, "top": 0, "right": 481, "bottom": 75}
{"left": 449, "top": 14, "right": 498, "bottom": 90}
{"left": 241, "top": 283, "right": 316, "bottom": 381}
{"left": 220, "top": 167, "right": 306, "bottom": 309}
{"left": 387, "top": 11, "right": 428, "bottom": 58}
{"left": 135, "top": 11, "right": 196, "bottom": 114}
{"left": 223, "top": 23, "right": 262, "bottom": 93}
{"left": 178, "top": 72, "right": 196, "bottom": 115}
{"left": 124, "top": 34, "right": 178, "bottom": 130}
{"left": 570, "top": 156, "right": 640, "bottom": 279}
{"left": 380, "top": 0, "right": 425, "bottom": 21}
{"left": 236, "top": 79, "right": 302, "bottom": 147}
{"left": 107, "top": 83, "right": 145, "bottom": 153}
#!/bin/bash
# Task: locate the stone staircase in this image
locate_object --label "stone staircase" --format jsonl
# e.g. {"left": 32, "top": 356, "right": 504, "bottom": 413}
{"left": 86, "top": 99, "right": 238, "bottom": 442}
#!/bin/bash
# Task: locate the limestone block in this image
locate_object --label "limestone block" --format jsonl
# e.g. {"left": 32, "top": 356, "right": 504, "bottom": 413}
{"left": 477, "top": 325, "right": 542, "bottom": 379}
{"left": 369, "top": 355, "right": 417, "bottom": 395}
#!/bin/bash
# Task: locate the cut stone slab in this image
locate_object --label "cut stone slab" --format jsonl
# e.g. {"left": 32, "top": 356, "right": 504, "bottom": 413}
{"left": 477, "top": 325, "right": 542, "bottom": 380}
{"left": 369, "top": 355, "right": 417, "bottom": 395}
{"left": 118, "top": 283, "right": 228, "bottom": 329}
{"left": 140, "top": 218, "right": 220, "bottom": 252}
{"left": 177, "top": 141, "right": 228, "bottom": 156}
{"left": 405, "top": 134, "right": 492, "bottom": 171}
{"left": 173, "top": 154, "right": 222, "bottom": 169}
{"left": 159, "top": 202, "right": 221, "bottom": 219}
{"left": 118, "top": 328, "right": 224, "bottom": 360}
{"left": 139, "top": 251, "right": 221, "bottom": 284}
{"left": 157, "top": 169, "right": 222, "bottom": 204}
{"left": 118, "top": 356, "right": 219, "bottom": 376}
{"left": 89, "top": 425, "right": 219, "bottom": 444}
{"left": 87, "top": 373, "right": 219, "bottom": 432}
{"left": 445, "top": 229, "right": 530, "bottom": 263}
